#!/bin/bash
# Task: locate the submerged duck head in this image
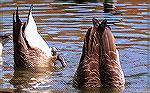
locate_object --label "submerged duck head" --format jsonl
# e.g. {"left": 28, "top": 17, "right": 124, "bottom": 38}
{"left": 73, "top": 18, "right": 125, "bottom": 89}
{"left": 13, "top": 5, "right": 66, "bottom": 68}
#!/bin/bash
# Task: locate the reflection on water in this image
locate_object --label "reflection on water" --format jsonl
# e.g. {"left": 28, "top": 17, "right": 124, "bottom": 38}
{"left": 0, "top": 0, "right": 150, "bottom": 92}
{"left": 10, "top": 67, "right": 54, "bottom": 90}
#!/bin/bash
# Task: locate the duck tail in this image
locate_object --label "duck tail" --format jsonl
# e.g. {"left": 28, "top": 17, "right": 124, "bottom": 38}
{"left": 13, "top": 6, "right": 29, "bottom": 66}
{"left": 99, "top": 20, "right": 125, "bottom": 89}
{"left": 73, "top": 18, "right": 102, "bottom": 88}
{"left": 73, "top": 19, "right": 125, "bottom": 89}
{"left": 27, "top": 4, "right": 33, "bottom": 23}
{"left": 98, "top": 19, "right": 108, "bottom": 37}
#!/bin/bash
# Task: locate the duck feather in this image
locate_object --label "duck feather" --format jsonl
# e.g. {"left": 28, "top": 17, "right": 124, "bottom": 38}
{"left": 13, "top": 5, "right": 66, "bottom": 68}
{"left": 73, "top": 18, "right": 125, "bottom": 89}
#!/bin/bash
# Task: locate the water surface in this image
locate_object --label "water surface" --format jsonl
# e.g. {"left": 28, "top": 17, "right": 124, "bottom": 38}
{"left": 0, "top": 0, "right": 150, "bottom": 93}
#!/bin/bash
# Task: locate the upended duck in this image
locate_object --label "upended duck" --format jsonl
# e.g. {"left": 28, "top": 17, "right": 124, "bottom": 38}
{"left": 13, "top": 5, "right": 66, "bottom": 68}
{"left": 73, "top": 18, "right": 125, "bottom": 89}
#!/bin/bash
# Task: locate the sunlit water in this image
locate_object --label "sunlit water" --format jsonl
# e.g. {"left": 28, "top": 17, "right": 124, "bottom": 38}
{"left": 0, "top": 0, "right": 150, "bottom": 93}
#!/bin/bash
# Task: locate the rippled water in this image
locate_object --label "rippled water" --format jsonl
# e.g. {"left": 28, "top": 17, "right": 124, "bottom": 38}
{"left": 0, "top": 0, "right": 150, "bottom": 93}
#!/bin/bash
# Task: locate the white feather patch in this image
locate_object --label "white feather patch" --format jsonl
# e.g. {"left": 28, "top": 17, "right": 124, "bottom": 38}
{"left": 116, "top": 49, "right": 120, "bottom": 62}
{"left": 24, "top": 12, "right": 52, "bottom": 57}
{"left": 116, "top": 49, "right": 125, "bottom": 83}
{"left": 0, "top": 43, "right": 3, "bottom": 56}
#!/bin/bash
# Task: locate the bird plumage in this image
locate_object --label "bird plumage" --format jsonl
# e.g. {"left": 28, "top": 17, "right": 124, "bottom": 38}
{"left": 73, "top": 18, "right": 125, "bottom": 89}
{"left": 0, "top": 43, "right": 3, "bottom": 56}
{"left": 24, "top": 6, "right": 52, "bottom": 57}
{"left": 13, "top": 5, "right": 66, "bottom": 68}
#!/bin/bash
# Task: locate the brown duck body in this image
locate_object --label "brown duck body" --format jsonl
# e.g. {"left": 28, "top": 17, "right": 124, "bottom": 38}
{"left": 14, "top": 47, "right": 57, "bottom": 68}
{"left": 73, "top": 18, "right": 125, "bottom": 89}
{"left": 13, "top": 6, "right": 66, "bottom": 68}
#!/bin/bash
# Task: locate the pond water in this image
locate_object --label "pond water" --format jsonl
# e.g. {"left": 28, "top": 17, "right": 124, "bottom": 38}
{"left": 0, "top": 0, "right": 150, "bottom": 93}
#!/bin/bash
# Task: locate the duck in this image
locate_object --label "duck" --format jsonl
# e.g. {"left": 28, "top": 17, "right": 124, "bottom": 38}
{"left": 13, "top": 5, "right": 66, "bottom": 68}
{"left": 73, "top": 18, "right": 125, "bottom": 89}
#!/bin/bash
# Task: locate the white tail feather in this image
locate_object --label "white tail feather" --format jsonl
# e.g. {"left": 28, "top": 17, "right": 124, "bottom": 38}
{"left": 116, "top": 49, "right": 125, "bottom": 84}
{"left": 0, "top": 43, "right": 3, "bottom": 56}
{"left": 24, "top": 12, "right": 52, "bottom": 57}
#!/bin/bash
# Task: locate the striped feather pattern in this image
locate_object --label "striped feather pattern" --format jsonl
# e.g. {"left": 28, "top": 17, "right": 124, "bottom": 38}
{"left": 101, "top": 27, "right": 125, "bottom": 89}
{"left": 73, "top": 27, "right": 101, "bottom": 88}
{"left": 73, "top": 18, "right": 125, "bottom": 89}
